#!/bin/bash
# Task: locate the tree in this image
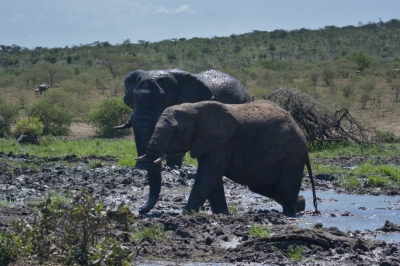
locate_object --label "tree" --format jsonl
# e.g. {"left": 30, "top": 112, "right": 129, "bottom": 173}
{"left": 348, "top": 51, "right": 376, "bottom": 71}
{"left": 27, "top": 100, "right": 72, "bottom": 136}
{"left": 31, "top": 61, "right": 69, "bottom": 87}
{"left": 0, "top": 97, "right": 19, "bottom": 137}
{"left": 89, "top": 97, "right": 131, "bottom": 136}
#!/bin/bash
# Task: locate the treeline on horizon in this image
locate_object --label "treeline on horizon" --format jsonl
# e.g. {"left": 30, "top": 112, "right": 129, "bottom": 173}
{"left": 1, "top": 18, "right": 400, "bottom": 135}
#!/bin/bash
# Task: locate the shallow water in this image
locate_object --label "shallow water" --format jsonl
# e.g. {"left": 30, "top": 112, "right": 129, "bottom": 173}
{"left": 299, "top": 190, "right": 400, "bottom": 242}
{"left": 108, "top": 184, "right": 400, "bottom": 242}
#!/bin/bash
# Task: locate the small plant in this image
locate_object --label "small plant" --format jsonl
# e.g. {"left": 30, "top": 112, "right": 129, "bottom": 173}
{"left": 286, "top": 245, "right": 307, "bottom": 261}
{"left": 228, "top": 203, "right": 239, "bottom": 216}
{"left": 249, "top": 223, "right": 271, "bottom": 238}
{"left": 0, "top": 198, "right": 11, "bottom": 207}
{"left": 182, "top": 209, "right": 202, "bottom": 215}
{"left": 88, "top": 159, "right": 103, "bottom": 168}
{"left": 130, "top": 223, "right": 168, "bottom": 244}
{"left": 367, "top": 176, "right": 389, "bottom": 187}
{"left": 39, "top": 134, "right": 56, "bottom": 146}
{"left": 342, "top": 177, "right": 361, "bottom": 191}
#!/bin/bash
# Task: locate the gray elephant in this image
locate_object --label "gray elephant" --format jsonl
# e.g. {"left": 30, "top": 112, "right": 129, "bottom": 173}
{"left": 115, "top": 69, "right": 251, "bottom": 169}
{"left": 137, "top": 100, "right": 318, "bottom": 217}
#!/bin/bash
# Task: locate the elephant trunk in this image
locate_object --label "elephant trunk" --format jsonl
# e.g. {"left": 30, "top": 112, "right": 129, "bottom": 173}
{"left": 132, "top": 115, "right": 157, "bottom": 169}
{"left": 139, "top": 147, "right": 163, "bottom": 214}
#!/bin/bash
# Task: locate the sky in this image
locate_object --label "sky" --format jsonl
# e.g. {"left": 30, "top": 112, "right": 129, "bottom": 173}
{"left": 1, "top": 0, "right": 400, "bottom": 49}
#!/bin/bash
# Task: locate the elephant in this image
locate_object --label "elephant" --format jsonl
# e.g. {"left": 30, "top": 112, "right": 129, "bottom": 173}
{"left": 115, "top": 69, "right": 251, "bottom": 169}
{"left": 136, "top": 100, "right": 318, "bottom": 217}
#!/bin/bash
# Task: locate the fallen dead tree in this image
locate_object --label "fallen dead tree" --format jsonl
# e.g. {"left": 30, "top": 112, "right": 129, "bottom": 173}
{"left": 265, "top": 88, "right": 371, "bottom": 146}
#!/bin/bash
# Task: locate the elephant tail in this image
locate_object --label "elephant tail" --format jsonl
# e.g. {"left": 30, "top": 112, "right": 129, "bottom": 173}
{"left": 306, "top": 154, "right": 319, "bottom": 214}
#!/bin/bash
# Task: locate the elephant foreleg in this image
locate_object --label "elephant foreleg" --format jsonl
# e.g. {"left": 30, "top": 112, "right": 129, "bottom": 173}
{"left": 184, "top": 148, "right": 231, "bottom": 214}
{"left": 207, "top": 178, "right": 228, "bottom": 214}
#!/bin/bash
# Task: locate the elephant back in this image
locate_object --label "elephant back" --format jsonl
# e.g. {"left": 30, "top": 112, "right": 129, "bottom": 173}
{"left": 196, "top": 70, "right": 251, "bottom": 104}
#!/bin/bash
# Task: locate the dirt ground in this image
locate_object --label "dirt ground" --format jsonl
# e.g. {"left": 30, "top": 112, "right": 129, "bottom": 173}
{"left": 1, "top": 152, "right": 400, "bottom": 265}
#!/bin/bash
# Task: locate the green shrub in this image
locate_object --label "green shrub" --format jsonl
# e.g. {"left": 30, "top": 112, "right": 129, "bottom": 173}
{"left": 27, "top": 100, "right": 72, "bottom": 136}
{"left": 13, "top": 117, "right": 44, "bottom": 138}
{"left": 130, "top": 223, "right": 168, "bottom": 244}
{"left": 89, "top": 97, "right": 131, "bottom": 136}
{"left": 249, "top": 223, "right": 271, "bottom": 238}
{"left": 0, "top": 190, "right": 133, "bottom": 265}
{"left": 367, "top": 176, "right": 389, "bottom": 187}
{"left": 286, "top": 245, "right": 307, "bottom": 261}
{"left": 0, "top": 97, "right": 19, "bottom": 137}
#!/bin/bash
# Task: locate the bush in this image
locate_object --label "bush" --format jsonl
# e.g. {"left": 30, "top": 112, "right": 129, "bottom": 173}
{"left": 89, "top": 97, "right": 131, "bottom": 136}
{"left": 13, "top": 117, "right": 44, "bottom": 138}
{"left": 0, "top": 97, "right": 19, "bottom": 137}
{"left": 372, "top": 130, "right": 400, "bottom": 143}
{"left": 0, "top": 190, "right": 133, "bottom": 265}
{"left": 27, "top": 100, "right": 72, "bottom": 136}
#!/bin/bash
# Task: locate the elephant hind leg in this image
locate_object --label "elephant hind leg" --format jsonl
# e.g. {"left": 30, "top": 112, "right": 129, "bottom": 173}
{"left": 249, "top": 183, "right": 301, "bottom": 217}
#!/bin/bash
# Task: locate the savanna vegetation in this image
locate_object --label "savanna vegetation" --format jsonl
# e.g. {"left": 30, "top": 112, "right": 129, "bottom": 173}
{"left": 1, "top": 18, "right": 400, "bottom": 139}
{"left": 1, "top": 18, "right": 400, "bottom": 265}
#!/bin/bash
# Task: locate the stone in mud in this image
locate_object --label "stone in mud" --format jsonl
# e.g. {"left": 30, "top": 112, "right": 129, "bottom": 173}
{"left": 377, "top": 220, "right": 400, "bottom": 232}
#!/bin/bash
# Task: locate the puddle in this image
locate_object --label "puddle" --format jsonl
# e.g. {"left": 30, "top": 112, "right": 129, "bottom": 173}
{"left": 299, "top": 190, "right": 400, "bottom": 242}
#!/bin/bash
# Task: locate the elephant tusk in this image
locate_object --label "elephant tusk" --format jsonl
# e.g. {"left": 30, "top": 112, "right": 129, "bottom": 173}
{"left": 154, "top": 154, "right": 167, "bottom": 164}
{"left": 135, "top": 154, "right": 147, "bottom": 161}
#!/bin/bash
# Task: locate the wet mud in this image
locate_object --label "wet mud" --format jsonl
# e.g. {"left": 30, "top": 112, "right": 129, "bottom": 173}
{"left": 1, "top": 152, "right": 400, "bottom": 265}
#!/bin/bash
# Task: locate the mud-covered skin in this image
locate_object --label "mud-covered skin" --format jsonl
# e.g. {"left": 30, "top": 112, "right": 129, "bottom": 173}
{"left": 1, "top": 153, "right": 400, "bottom": 265}
{"left": 143, "top": 101, "right": 315, "bottom": 216}
{"left": 121, "top": 69, "right": 251, "bottom": 169}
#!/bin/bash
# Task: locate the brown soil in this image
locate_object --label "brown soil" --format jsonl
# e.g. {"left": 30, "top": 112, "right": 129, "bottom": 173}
{"left": 68, "top": 122, "right": 97, "bottom": 139}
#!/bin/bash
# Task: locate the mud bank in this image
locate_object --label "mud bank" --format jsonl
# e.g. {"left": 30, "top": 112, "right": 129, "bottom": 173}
{"left": 1, "top": 152, "right": 400, "bottom": 265}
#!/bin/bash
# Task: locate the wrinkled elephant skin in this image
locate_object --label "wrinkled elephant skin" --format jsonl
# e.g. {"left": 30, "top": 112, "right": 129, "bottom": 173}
{"left": 121, "top": 69, "right": 251, "bottom": 169}
{"left": 140, "top": 100, "right": 318, "bottom": 217}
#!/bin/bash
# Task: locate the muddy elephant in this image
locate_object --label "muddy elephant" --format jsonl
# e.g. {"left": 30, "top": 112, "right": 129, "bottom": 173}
{"left": 137, "top": 100, "right": 318, "bottom": 217}
{"left": 115, "top": 69, "right": 251, "bottom": 169}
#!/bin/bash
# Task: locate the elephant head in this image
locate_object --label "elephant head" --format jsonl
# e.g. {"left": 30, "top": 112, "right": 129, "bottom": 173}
{"left": 123, "top": 69, "right": 217, "bottom": 169}
{"left": 138, "top": 102, "right": 238, "bottom": 214}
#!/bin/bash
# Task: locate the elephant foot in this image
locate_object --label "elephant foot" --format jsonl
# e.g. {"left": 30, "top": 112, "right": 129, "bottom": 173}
{"left": 282, "top": 196, "right": 306, "bottom": 217}
{"left": 297, "top": 195, "right": 306, "bottom": 212}
{"left": 139, "top": 206, "right": 151, "bottom": 214}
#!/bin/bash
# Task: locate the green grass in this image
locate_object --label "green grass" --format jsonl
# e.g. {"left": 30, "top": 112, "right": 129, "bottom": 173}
{"left": 88, "top": 159, "right": 103, "bottom": 168}
{"left": 311, "top": 159, "right": 400, "bottom": 190}
{"left": 367, "top": 176, "right": 389, "bottom": 187}
{"left": 130, "top": 223, "right": 168, "bottom": 244}
{"left": 286, "top": 245, "right": 307, "bottom": 261}
{"left": 0, "top": 138, "right": 137, "bottom": 160}
{"left": 0, "top": 199, "right": 11, "bottom": 207}
{"left": 249, "top": 223, "right": 271, "bottom": 238}
{"left": 309, "top": 143, "right": 400, "bottom": 159}
{"left": 0, "top": 138, "right": 198, "bottom": 168}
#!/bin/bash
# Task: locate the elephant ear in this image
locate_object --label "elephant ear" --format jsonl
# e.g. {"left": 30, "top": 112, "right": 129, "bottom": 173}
{"left": 172, "top": 70, "right": 214, "bottom": 103}
{"left": 190, "top": 102, "right": 238, "bottom": 158}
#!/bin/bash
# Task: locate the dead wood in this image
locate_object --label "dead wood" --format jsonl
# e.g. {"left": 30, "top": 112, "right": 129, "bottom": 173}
{"left": 265, "top": 88, "right": 371, "bottom": 146}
